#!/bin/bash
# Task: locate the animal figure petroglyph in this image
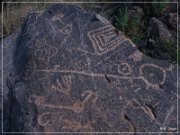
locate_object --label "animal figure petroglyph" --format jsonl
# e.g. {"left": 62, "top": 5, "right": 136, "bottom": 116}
{"left": 28, "top": 90, "right": 98, "bottom": 114}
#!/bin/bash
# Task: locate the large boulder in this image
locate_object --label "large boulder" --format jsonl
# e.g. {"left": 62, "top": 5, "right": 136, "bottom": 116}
{"left": 148, "top": 17, "right": 173, "bottom": 44}
{"left": 2, "top": 4, "right": 179, "bottom": 133}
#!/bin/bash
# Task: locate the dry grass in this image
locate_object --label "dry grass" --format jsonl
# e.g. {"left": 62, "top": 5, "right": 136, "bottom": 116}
{"left": 1, "top": 0, "right": 106, "bottom": 37}
{"left": 1, "top": 0, "right": 75, "bottom": 37}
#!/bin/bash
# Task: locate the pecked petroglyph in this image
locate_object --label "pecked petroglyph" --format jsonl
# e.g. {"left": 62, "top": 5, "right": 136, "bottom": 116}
{"left": 117, "top": 63, "right": 133, "bottom": 75}
{"left": 28, "top": 95, "right": 84, "bottom": 113}
{"left": 3, "top": 4, "right": 177, "bottom": 132}
{"left": 81, "top": 90, "right": 98, "bottom": 104}
{"left": 37, "top": 63, "right": 167, "bottom": 90}
{"left": 33, "top": 37, "right": 58, "bottom": 64}
{"left": 59, "top": 24, "right": 73, "bottom": 44}
{"left": 62, "top": 119, "right": 94, "bottom": 131}
{"left": 51, "top": 75, "right": 73, "bottom": 96}
{"left": 28, "top": 90, "right": 98, "bottom": 114}
{"left": 139, "top": 63, "right": 166, "bottom": 89}
{"left": 88, "top": 25, "right": 128, "bottom": 55}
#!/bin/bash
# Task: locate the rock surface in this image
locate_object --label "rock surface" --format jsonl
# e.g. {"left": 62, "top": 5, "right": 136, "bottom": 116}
{"left": 162, "top": 13, "right": 178, "bottom": 30}
{"left": 148, "top": 17, "right": 173, "bottom": 44}
{"left": 1, "top": 4, "right": 179, "bottom": 133}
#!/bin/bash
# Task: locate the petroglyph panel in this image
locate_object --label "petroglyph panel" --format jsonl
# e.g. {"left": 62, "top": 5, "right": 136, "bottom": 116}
{"left": 3, "top": 4, "right": 178, "bottom": 133}
{"left": 88, "top": 25, "right": 127, "bottom": 55}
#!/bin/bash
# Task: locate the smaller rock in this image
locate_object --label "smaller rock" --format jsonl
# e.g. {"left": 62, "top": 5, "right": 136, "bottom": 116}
{"left": 148, "top": 17, "right": 172, "bottom": 43}
{"left": 162, "top": 13, "right": 178, "bottom": 30}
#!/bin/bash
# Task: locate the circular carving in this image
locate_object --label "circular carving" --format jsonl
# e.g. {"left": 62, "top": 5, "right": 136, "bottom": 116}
{"left": 118, "top": 63, "right": 132, "bottom": 75}
{"left": 139, "top": 64, "right": 166, "bottom": 87}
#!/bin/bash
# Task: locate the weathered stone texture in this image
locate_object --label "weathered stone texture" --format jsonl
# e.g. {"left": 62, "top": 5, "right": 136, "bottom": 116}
{"left": 1, "top": 4, "right": 179, "bottom": 134}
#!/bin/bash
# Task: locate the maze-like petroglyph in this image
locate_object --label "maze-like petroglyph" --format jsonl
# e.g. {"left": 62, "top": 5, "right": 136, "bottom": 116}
{"left": 88, "top": 25, "right": 127, "bottom": 55}
{"left": 51, "top": 75, "right": 73, "bottom": 96}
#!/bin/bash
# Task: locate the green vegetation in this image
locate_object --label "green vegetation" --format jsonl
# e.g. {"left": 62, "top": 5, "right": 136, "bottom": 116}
{"left": 1, "top": 1, "right": 178, "bottom": 65}
{"left": 115, "top": 6, "right": 128, "bottom": 33}
{"left": 115, "top": 6, "right": 144, "bottom": 43}
{"left": 139, "top": 38, "right": 178, "bottom": 64}
{"left": 114, "top": 2, "right": 178, "bottom": 64}
{"left": 1, "top": 1, "right": 59, "bottom": 38}
{"left": 151, "top": 0, "right": 169, "bottom": 16}
{"left": 143, "top": 0, "right": 170, "bottom": 17}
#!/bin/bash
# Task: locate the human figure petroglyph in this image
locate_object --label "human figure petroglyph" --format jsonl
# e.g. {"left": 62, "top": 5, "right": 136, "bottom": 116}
{"left": 88, "top": 25, "right": 128, "bottom": 55}
{"left": 117, "top": 63, "right": 133, "bottom": 75}
{"left": 51, "top": 75, "right": 73, "bottom": 96}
